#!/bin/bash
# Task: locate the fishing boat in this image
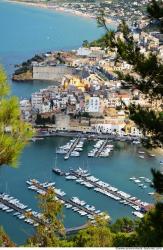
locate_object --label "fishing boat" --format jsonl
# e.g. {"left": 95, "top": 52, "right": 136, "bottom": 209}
{"left": 139, "top": 155, "right": 145, "bottom": 159}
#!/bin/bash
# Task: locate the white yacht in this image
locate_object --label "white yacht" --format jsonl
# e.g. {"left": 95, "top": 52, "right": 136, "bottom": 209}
{"left": 71, "top": 151, "right": 80, "bottom": 157}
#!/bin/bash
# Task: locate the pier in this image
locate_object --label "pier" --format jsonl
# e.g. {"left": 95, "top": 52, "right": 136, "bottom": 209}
{"left": 70, "top": 170, "right": 146, "bottom": 209}
{"left": 65, "top": 223, "right": 88, "bottom": 235}
{"left": 28, "top": 180, "right": 98, "bottom": 217}
{"left": 95, "top": 139, "right": 108, "bottom": 157}
{"left": 53, "top": 169, "right": 149, "bottom": 212}
{"left": 0, "top": 196, "right": 44, "bottom": 225}
{"left": 64, "top": 137, "right": 80, "bottom": 159}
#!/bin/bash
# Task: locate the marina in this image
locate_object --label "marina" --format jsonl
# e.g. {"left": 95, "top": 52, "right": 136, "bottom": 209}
{"left": 0, "top": 193, "right": 43, "bottom": 227}
{"left": 129, "top": 176, "right": 153, "bottom": 190}
{"left": 88, "top": 139, "right": 114, "bottom": 158}
{"left": 56, "top": 137, "right": 86, "bottom": 160}
{"left": 0, "top": 135, "right": 161, "bottom": 244}
{"left": 27, "top": 179, "right": 108, "bottom": 220}
{"left": 52, "top": 167, "right": 152, "bottom": 217}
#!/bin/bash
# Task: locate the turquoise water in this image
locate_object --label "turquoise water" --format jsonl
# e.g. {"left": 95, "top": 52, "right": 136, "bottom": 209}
{"left": 0, "top": 1, "right": 162, "bottom": 246}
{"left": 0, "top": 138, "right": 162, "bottom": 244}
{"left": 0, "top": 0, "right": 105, "bottom": 97}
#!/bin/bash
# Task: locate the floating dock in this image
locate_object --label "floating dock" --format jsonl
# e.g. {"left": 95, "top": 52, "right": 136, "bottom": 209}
{"left": 64, "top": 137, "right": 81, "bottom": 160}
{"left": 0, "top": 194, "right": 44, "bottom": 226}
{"left": 95, "top": 140, "right": 108, "bottom": 157}
{"left": 53, "top": 168, "right": 149, "bottom": 215}
{"left": 27, "top": 180, "right": 103, "bottom": 218}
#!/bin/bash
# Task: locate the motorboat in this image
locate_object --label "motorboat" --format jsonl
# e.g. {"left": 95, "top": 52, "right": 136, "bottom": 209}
{"left": 133, "top": 140, "right": 141, "bottom": 144}
{"left": 64, "top": 155, "right": 69, "bottom": 160}
{"left": 132, "top": 211, "right": 144, "bottom": 218}
{"left": 70, "top": 151, "right": 80, "bottom": 157}
{"left": 56, "top": 148, "right": 67, "bottom": 154}
{"left": 134, "top": 179, "right": 141, "bottom": 183}
{"left": 52, "top": 168, "right": 64, "bottom": 176}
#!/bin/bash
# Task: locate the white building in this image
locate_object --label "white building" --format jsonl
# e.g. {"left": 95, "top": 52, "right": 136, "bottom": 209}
{"left": 93, "top": 123, "right": 125, "bottom": 135}
{"left": 20, "top": 99, "right": 32, "bottom": 121}
{"left": 76, "top": 47, "right": 91, "bottom": 56}
{"left": 31, "top": 92, "right": 43, "bottom": 111}
{"left": 85, "top": 96, "right": 100, "bottom": 113}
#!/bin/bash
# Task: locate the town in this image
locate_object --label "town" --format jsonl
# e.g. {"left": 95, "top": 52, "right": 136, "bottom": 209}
{"left": 12, "top": 0, "right": 152, "bottom": 25}
{"left": 15, "top": 22, "right": 163, "bottom": 139}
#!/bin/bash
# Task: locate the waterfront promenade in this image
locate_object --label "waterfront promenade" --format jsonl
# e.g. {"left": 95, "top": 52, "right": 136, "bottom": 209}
{"left": 36, "top": 130, "right": 140, "bottom": 142}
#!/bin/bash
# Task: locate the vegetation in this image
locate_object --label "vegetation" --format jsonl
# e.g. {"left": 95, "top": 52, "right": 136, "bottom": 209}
{"left": 0, "top": 227, "right": 15, "bottom": 247}
{"left": 0, "top": 66, "right": 33, "bottom": 167}
{"left": 0, "top": 0, "right": 163, "bottom": 247}
{"left": 147, "top": 0, "right": 163, "bottom": 32}
{"left": 35, "top": 114, "right": 55, "bottom": 125}
{"left": 73, "top": 215, "right": 112, "bottom": 247}
{"left": 89, "top": 2, "right": 163, "bottom": 148}
{"left": 27, "top": 188, "right": 66, "bottom": 247}
{"left": 0, "top": 66, "right": 33, "bottom": 245}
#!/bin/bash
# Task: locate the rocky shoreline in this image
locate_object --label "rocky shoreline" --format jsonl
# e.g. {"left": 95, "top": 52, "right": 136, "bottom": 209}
{"left": 12, "top": 70, "right": 33, "bottom": 81}
{"left": 12, "top": 50, "right": 77, "bottom": 82}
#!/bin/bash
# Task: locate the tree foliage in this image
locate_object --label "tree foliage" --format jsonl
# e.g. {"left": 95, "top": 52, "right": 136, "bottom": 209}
{"left": 135, "top": 203, "right": 163, "bottom": 247}
{"left": 27, "top": 188, "right": 65, "bottom": 247}
{"left": 0, "top": 227, "right": 15, "bottom": 247}
{"left": 93, "top": 2, "right": 163, "bottom": 147}
{"left": 73, "top": 215, "right": 112, "bottom": 247}
{"left": 0, "top": 66, "right": 33, "bottom": 167}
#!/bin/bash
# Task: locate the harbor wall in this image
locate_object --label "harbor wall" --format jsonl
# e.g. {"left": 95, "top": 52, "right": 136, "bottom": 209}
{"left": 55, "top": 114, "right": 70, "bottom": 130}
{"left": 33, "top": 65, "right": 74, "bottom": 81}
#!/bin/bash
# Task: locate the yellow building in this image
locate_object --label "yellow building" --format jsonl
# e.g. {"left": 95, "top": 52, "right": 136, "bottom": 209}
{"left": 62, "top": 74, "right": 88, "bottom": 92}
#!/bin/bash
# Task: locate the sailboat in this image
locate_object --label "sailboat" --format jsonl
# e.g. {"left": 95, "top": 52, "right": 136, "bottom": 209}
{"left": 52, "top": 154, "right": 64, "bottom": 176}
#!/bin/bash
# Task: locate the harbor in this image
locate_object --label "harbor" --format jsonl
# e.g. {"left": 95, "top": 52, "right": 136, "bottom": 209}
{"left": 56, "top": 137, "right": 86, "bottom": 160}
{"left": 52, "top": 167, "right": 153, "bottom": 218}
{"left": 27, "top": 179, "right": 108, "bottom": 221}
{"left": 0, "top": 193, "right": 43, "bottom": 227}
{"left": 0, "top": 136, "right": 160, "bottom": 244}
{"left": 88, "top": 139, "right": 114, "bottom": 158}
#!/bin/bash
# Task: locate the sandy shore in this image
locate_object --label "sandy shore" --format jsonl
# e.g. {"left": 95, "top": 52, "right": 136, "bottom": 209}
{"left": 6, "top": 0, "right": 117, "bottom": 26}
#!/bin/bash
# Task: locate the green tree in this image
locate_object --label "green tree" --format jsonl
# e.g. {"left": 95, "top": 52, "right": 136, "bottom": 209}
{"left": 151, "top": 168, "right": 163, "bottom": 195}
{"left": 135, "top": 203, "right": 163, "bottom": 247}
{"left": 74, "top": 214, "right": 113, "bottom": 247}
{"left": 0, "top": 66, "right": 33, "bottom": 167}
{"left": 27, "top": 188, "right": 66, "bottom": 247}
{"left": 0, "top": 66, "right": 33, "bottom": 245}
{"left": 0, "top": 227, "right": 15, "bottom": 247}
{"left": 110, "top": 217, "right": 136, "bottom": 233}
{"left": 94, "top": 4, "right": 163, "bottom": 147}
{"left": 147, "top": 0, "right": 163, "bottom": 19}
{"left": 113, "top": 232, "right": 138, "bottom": 247}
{"left": 82, "top": 40, "right": 89, "bottom": 47}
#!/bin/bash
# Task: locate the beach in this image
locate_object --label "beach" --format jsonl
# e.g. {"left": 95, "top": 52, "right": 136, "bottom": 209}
{"left": 6, "top": 0, "right": 117, "bottom": 25}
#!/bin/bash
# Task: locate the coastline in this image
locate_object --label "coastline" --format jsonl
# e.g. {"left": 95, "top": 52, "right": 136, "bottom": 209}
{"left": 5, "top": 0, "right": 117, "bottom": 26}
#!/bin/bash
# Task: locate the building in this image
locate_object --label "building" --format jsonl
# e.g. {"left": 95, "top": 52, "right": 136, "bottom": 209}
{"left": 33, "top": 65, "right": 74, "bottom": 81}
{"left": 85, "top": 96, "right": 100, "bottom": 113}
